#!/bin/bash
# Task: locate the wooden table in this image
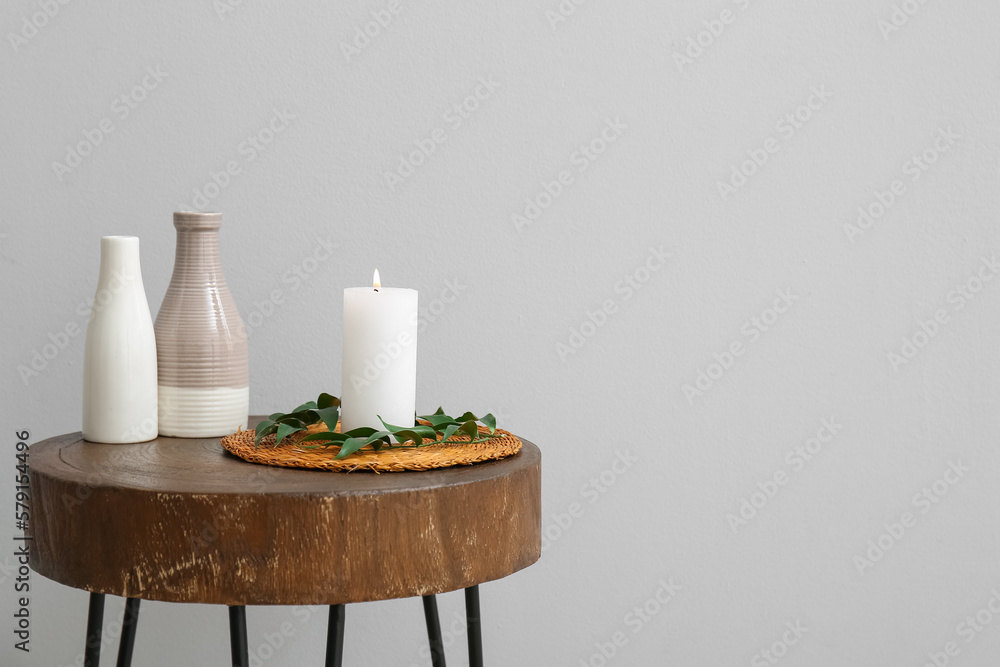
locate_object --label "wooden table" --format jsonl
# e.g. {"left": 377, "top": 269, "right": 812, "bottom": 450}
{"left": 27, "top": 417, "right": 541, "bottom": 667}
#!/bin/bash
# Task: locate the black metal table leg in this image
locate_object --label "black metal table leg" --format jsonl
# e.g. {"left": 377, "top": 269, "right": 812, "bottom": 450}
{"left": 116, "top": 597, "right": 141, "bottom": 667}
{"left": 84, "top": 592, "right": 106, "bottom": 667}
{"left": 325, "top": 605, "right": 345, "bottom": 667}
{"left": 465, "top": 586, "right": 483, "bottom": 667}
{"left": 228, "top": 606, "right": 249, "bottom": 667}
{"left": 422, "top": 595, "right": 447, "bottom": 667}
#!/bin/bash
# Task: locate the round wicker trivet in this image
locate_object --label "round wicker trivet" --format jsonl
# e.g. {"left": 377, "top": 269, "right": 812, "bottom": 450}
{"left": 221, "top": 422, "right": 523, "bottom": 473}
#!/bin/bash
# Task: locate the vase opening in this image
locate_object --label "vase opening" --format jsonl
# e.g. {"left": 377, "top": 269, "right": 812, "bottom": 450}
{"left": 174, "top": 211, "right": 223, "bottom": 231}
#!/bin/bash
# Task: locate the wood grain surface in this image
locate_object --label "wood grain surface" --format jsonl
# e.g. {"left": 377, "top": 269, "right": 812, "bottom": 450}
{"left": 27, "top": 417, "right": 541, "bottom": 605}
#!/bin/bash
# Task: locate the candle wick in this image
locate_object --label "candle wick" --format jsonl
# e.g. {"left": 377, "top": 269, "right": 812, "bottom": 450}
{"left": 374, "top": 288, "right": 379, "bottom": 292}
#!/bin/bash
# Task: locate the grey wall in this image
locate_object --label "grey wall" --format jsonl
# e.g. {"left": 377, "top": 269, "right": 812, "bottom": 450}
{"left": 3, "top": 0, "right": 1000, "bottom": 665}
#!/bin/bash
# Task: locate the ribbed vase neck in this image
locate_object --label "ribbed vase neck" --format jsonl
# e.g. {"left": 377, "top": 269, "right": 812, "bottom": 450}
{"left": 171, "top": 224, "right": 225, "bottom": 287}
{"left": 174, "top": 211, "right": 222, "bottom": 231}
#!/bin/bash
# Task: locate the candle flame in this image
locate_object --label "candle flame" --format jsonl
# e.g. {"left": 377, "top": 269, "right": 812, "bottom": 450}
{"left": 373, "top": 268, "right": 381, "bottom": 290}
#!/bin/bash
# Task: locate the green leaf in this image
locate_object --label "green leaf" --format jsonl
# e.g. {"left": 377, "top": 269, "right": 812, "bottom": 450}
{"left": 423, "top": 413, "right": 459, "bottom": 429}
{"left": 313, "top": 406, "right": 341, "bottom": 433}
{"left": 275, "top": 422, "right": 302, "bottom": 446}
{"left": 358, "top": 430, "right": 390, "bottom": 451}
{"left": 335, "top": 437, "right": 368, "bottom": 460}
{"left": 388, "top": 429, "right": 426, "bottom": 446}
{"left": 269, "top": 420, "right": 302, "bottom": 438}
{"left": 439, "top": 423, "right": 461, "bottom": 442}
{"left": 416, "top": 407, "right": 446, "bottom": 420}
{"left": 481, "top": 413, "right": 496, "bottom": 435}
{"left": 375, "top": 415, "right": 417, "bottom": 430}
{"left": 378, "top": 417, "right": 406, "bottom": 433}
{"left": 280, "top": 411, "right": 316, "bottom": 424}
{"left": 379, "top": 418, "right": 434, "bottom": 435}
{"left": 300, "top": 431, "right": 347, "bottom": 443}
{"left": 363, "top": 430, "right": 391, "bottom": 447}
{"left": 458, "top": 421, "right": 480, "bottom": 439}
{"left": 262, "top": 394, "right": 501, "bottom": 454}
{"left": 254, "top": 421, "right": 278, "bottom": 448}
{"left": 317, "top": 393, "right": 340, "bottom": 409}
{"left": 342, "top": 426, "right": 379, "bottom": 438}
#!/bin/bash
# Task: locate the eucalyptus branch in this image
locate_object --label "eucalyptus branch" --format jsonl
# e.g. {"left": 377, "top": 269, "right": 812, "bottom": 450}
{"left": 255, "top": 393, "right": 500, "bottom": 460}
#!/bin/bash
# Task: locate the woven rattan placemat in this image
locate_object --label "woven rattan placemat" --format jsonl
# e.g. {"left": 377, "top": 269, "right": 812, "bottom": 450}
{"left": 221, "top": 423, "right": 522, "bottom": 473}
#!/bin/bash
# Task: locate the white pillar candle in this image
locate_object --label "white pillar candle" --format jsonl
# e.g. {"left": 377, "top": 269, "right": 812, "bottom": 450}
{"left": 341, "top": 270, "right": 418, "bottom": 432}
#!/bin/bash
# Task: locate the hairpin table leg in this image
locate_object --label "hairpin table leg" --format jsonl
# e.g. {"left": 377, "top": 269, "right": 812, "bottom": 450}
{"left": 325, "top": 604, "right": 346, "bottom": 667}
{"left": 422, "top": 595, "right": 447, "bottom": 667}
{"left": 84, "top": 592, "right": 106, "bottom": 667}
{"left": 229, "top": 606, "right": 249, "bottom": 667}
{"left": 116, "top": 597, "right": 141, "bottom": 667}
{"left": 465, "top": 586, "right": 483, "bottom": 667}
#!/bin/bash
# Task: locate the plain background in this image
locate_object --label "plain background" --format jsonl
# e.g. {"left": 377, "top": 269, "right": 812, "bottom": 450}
{"left": 3, "top": 0, "right": 1000, "bottom": 665}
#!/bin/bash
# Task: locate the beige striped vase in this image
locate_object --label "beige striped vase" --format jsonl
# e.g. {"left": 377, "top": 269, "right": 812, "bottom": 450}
{"left": 154, "top": 212, "right": 249, "bottom": 437}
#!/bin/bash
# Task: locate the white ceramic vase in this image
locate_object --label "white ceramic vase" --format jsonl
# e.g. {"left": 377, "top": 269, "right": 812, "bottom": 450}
{"left": 82, "top": 236, "right": 158, "bottom": 443}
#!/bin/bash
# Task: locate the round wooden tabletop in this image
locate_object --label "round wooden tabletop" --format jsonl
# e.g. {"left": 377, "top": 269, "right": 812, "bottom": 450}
{"left": 27, "top": 418, "right": 541, "bottom": 606}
